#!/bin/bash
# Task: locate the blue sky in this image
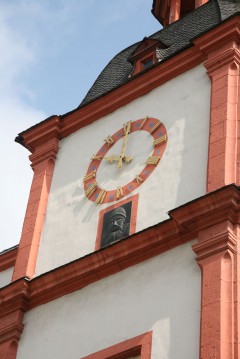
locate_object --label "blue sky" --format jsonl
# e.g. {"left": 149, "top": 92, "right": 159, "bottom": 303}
{"left": 0, "top": 0, "right": 161, "bottom": 252}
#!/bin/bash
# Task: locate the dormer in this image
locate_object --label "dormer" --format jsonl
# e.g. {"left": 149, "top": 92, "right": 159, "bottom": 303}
{"left": 152, "top": 0, "right": 209, "bottom": 27}
{"left": 128, "top": 37, "right": 166, "bottom": 77}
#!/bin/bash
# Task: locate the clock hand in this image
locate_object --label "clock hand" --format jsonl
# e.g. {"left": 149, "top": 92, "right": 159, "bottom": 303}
{"left": 123, "top": 155, "right": 132, "bottom": 163}
{"left": 103, "top": 155, "right": 120, "bottom": 163}
{"left": 103, "top": 155, "right": 133, "bottom": 164}
{"left": 118, "top": 121, "right": 131, "bottom": 169}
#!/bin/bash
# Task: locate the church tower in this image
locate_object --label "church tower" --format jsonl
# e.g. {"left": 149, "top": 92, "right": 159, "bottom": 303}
{"left": 1, "top": 1, "right": 240, "bottom": 358}
{"left": 152, "top": 0, "right": 209, "bottom": 26}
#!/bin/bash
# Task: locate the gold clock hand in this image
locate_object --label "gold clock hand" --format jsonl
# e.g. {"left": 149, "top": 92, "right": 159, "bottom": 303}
{"left": 103, "top": 154, "right": 132, "bottom": 164}
{"left": 123, "top": 155, "right": 132, "bottom": 163}
{"left": 118, "top": 121, "right": 131, "bottom": 169}
{"left": 103, "top": 155, "right": 120, "bottom": 163}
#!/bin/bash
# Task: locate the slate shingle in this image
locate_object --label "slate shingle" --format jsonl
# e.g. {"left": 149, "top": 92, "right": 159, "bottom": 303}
{"left": 79, "top": 0, "right": 239, "bottom": 109}
{"left": 16, "top": 0, "right": 240, "bottom": 139}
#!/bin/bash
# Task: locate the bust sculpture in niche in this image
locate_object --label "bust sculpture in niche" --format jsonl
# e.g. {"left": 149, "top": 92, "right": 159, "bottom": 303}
{"left": 100, "top": 204, "right": 131, "bottom": 248}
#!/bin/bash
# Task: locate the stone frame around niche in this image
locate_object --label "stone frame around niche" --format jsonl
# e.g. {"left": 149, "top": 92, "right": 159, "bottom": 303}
{"left": 95, "top": 194, "right": 139, "bottom": 250}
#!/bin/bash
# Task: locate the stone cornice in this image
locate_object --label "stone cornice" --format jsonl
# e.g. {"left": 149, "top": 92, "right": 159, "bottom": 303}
{"left": 1, "top": 185, "right": 239, "bottom": 311}
{"left": 193, "top": 15, "right": 240, "bottom": 54}
{"left": 169, "top": 185, "right": 240, "bottom": 231}
{"left": 0, "top": 247, "right": 18, "bottom": 272}
{"left": 18, "top": 115, "right": 61, "bottom": 153}
{"left": 17, "top": 44, "right": 204, "bottom": 152}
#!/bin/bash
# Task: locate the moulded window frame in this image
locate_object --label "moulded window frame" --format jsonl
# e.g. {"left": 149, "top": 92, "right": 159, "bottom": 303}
{"left": 80, "top": 331, "right": 152, "bottom": 359}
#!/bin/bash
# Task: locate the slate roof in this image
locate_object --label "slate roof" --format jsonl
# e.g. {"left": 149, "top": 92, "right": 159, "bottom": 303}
{"left": 79, "top": 0, "right": 240, "bottom": 108}
{"left": 16, "top": 0, "right": 240, "bottom": 141}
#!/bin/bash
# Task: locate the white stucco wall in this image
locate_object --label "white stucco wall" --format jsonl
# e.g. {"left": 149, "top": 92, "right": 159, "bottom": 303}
{"left": 35, "top": 64, "right": 210, "bottom": 276}
{"left": 17, "top": 241, "right": 200, "bottom": 359}
{"left": 0, "top": 267, "right": 13, "bottom": 288}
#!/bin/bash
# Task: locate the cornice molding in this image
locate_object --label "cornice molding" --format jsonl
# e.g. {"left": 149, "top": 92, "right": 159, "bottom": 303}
{"left": 193, "top": 15, "right": 240, "bottom": 55}
{"left": 1, "top": 185, "right": 240, "bottom": 359}
{"left": 5, "top": 185, "right": 240, "bottom": 310}
{"left": 0, "top": 247, "right": 18, "bottom": 272}
{"left": 18, "top": 45, "right": 204, "bottom": 151}
{"left": 18, "top": 16, "right": 240, "bottom": 153}
{"left": 169, "top": 185, "right": 240, "bottom": 231}
{"left": 60, "top": 45, "right": 203, "bottom": 138}
{"left": 0, "top": 279, "right": 29, "bottom": 316}
{"left": 19, "top": 115, "right": 61, "bottom": 153}
{"left": 29, "top": 218, "right": 185, "bottom": 309}
{"left": 192, "top": 230, "right": 237, "bottom": 260}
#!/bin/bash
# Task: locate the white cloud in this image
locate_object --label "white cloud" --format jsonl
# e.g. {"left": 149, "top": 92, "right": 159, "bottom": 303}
{"left": 0, "top": 0, "right": 95, "bottom": 251}
{"left": 0, "top": 2, "right": 46, "bottom": 251}
{"left": 0, "top": 98, "right": 46, "bottom": 252}
{"left": 0, "top": 0, "right": 157, "bottom": 252}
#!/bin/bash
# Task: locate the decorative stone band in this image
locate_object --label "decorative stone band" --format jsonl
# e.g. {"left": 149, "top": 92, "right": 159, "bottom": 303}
{"left": 0, "top": 247, "right": 18, "bottom": 272}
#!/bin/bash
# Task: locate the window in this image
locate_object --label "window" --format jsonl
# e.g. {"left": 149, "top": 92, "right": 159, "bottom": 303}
{"left": 142, "top": 58, "right": 154, "bottom": 70}
{"left": 128, "top": 38, "right": 166, "bottom": 77}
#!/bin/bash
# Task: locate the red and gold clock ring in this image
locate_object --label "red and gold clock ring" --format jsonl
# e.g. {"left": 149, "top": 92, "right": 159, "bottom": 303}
{"left": 83, "top": 117, "right": 167, "bottom": 204}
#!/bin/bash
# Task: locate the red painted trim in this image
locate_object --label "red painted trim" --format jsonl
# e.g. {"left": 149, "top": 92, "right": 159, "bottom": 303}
{"left": 95, "top": 194, "right": 139, "bottom": 250}
{"left": 152, "top": 0, "right": 171, "bottom": 26}
{"left": 12, "top": 136, "right": 60, "bottom": 281}
{"left": 170, "top": 184, "right": 240, "bottom": 358}
{"left": 192, "top": 225, "right": 236, "bottom": 357}
{"left": 195, "top": 0, "right": 208, "bottom": 7}
{"left": 1, "top": 185, "right": 240, "bottom": 359}
{"left": 0, "top": 279, "right": 29, "bottom": 359}
{"left": 153, "top": 0, "right": 209, "bottom": 25}
{"left": 193, "top": 16, "right": 240, "bottom": 192}
{"left": 81, "top": 331, "right": 152, "bottom": 359}
{"left": 19, "top": 44, "right": 204, "bottom": 153}
{"left": 25, "top": 185, "right": 240, "bottom": 309}
{"left": 0, "top": 247, "right": 18, "bottom": 272}
{"left": 169, "top": 0, "right": 181, "bottom": 24}
{"left": 4, "top": 15, "right": 240, "bottom": 359}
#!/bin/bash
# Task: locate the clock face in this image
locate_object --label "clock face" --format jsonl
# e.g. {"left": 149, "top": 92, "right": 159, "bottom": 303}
{"left": 83, "top": 117, "right": 167, "bottom": 204}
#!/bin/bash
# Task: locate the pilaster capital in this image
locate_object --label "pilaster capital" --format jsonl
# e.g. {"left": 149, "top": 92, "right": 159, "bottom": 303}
{"left": 204, "top": 47, "right": 240, "bottom": 76}
{"left": 29, "top": 137, "right": 59, "bottom": 168}
{"left": 192, "top": 225, "right": 237, "bottom": 261}
{"left": 0, "top": 323, "right": 24, "bottom": 345}
{"left": 0, "top": 279, "right": 30, "bottom": 316}
{"left": 193, "top": 15, "right": 240, "bottom": 75}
